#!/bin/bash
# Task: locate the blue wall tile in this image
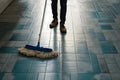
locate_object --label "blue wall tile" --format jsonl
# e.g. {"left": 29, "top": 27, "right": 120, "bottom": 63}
{"left": 0, "top": 47, "right": 18, "bottom": 53}
{"left": 100, "top": 42, "right": 118, "bottom": 54}
{"left": 100, "top": 25, "right": 113, "bottom": 30}
{"left": 0, "top": 72, "right": 4, "bottom": 80}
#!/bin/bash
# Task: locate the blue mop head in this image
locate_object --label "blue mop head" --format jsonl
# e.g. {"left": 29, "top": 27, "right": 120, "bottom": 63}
{"left": 25, "top": 45, "right": 53, "bottom": 52}
{"left": 18, "top": 42, "right": 58, "bottom": 59}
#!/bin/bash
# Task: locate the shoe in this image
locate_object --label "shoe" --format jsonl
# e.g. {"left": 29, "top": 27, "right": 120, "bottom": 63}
{"left": 60, "top": 24, "right": 67, "bottom": 33}
{"left": 50, "top": 19, "right": 58, "bottom": 28}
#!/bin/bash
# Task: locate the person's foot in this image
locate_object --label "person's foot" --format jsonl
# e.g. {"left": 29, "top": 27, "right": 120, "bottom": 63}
{"left": 49, "top": 19, "right": 58, "bottom": 28}
{"left": 60, "top": 24, "right": 67, "bottom": 33}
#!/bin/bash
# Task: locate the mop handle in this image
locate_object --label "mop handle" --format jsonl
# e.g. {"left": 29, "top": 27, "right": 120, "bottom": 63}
{"left": 38, "top": 0, "right": 47, "bottom": 43}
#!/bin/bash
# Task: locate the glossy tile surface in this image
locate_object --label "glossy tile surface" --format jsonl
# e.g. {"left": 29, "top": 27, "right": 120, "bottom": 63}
{"left": 0, "top": 0, "right": 120, "bottom": 80}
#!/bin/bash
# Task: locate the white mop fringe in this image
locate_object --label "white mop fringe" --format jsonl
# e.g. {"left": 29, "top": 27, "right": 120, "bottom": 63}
{"left": 18, "top": 48, "right": 58, "bottom": 59}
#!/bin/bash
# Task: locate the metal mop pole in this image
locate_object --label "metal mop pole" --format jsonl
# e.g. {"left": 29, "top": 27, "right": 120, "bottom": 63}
{"left": 37, "top": 0, "right": 48, "bottom": 47}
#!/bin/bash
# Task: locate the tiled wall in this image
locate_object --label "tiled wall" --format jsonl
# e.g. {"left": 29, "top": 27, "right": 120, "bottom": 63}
{"left": 0, "top": 0, "right": 13, "bottom": 14}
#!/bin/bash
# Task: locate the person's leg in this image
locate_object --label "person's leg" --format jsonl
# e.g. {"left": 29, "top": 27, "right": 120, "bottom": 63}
{"left": 60, "top": 0, "right": 67, "bottom": 24}
{"left": 60, "top": 0, "right": 67, "bottom": 33}
{"left": 51, "top": 0, "right": 58, "bottom": 19}
{"left": 50, "top": 0, "right": 58, "bottom": 28}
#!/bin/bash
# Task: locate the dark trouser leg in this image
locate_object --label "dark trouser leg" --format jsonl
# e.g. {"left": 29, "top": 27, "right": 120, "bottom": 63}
{"left": 60, "top": 0, "right": 67, "bottom": 24}
{"left": 51, "top": 0, "right": 58, "bottom": 19}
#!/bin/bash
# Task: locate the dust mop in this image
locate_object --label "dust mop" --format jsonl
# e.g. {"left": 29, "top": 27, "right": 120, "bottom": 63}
{"left": 18, "top": 0, "right": 58, "bottom": 59}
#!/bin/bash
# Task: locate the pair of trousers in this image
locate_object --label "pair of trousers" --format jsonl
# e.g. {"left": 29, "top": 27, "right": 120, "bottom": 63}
{"left": 51, "top": 0, "right": 67, "bottom": 24}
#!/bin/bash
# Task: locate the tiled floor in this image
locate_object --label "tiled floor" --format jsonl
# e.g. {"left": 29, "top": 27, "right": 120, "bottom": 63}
{"left": 0, "top": 0, "right": 120, "bottom": 80}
